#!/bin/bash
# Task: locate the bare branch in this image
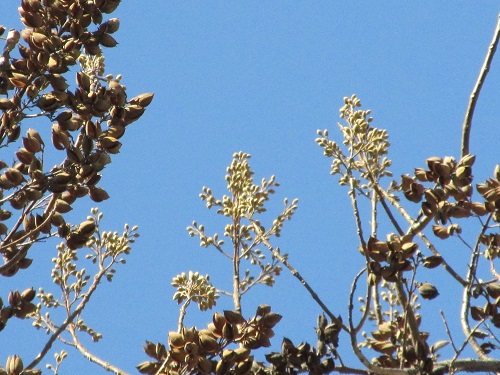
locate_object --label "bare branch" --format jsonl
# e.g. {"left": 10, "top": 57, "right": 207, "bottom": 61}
{"left": 435, "top": 358, "right": 500, "bottom": 374}
{"left": 26, "top": 253, "right": 110, "bottom": 370}
{"left": 349, "top": 268, "right": 371, "bottom": 333}
{"left": 253, "top": 225, "right": 347, "bottom": 332}
{"left": 67, "top": 324, "right": 129, "bottom": 375}
{"left": 440, "top": 310, "right": 459, "bottom": 354}
{"left": 461, "top": 12, "right": 500, "bottom": 157}
{"left": 460, "top": 216, "right": 492, "bottom": 360}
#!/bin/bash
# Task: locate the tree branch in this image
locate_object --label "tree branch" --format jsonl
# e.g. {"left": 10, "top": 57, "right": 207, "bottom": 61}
{"left": 253, "top": 225, "right": 348, "bottom": 332}
{"left": 434, "top": 358, "right": 500, "bottom": 374}
{"left": 25, "top": 252, "right": 111, "bottom": 370}
{"left": 460, "top": 216, "right": 492, "bottom": 360}
{"left": 461, "top": 12, "right": 500, "bottom": 157}
{"left": 67, "top": 324, "right": 129, "bottom": 375}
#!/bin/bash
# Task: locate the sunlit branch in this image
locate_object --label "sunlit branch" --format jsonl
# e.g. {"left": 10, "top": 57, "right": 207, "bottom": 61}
{"left": 435, "top": 358, "right": 500, "bottom": 374}
{"left": 26, "top": 250, "right": 112, "bottom": 370}
{"left": 461, "top": 12, "right": 500, "bottom": 157}
{"left": 452, "top": 319, "right": 487, "bottom": 367}
{"left": 67, "top": 324, "right": 128, "bottom": 375}
{"left": 177, "top": 299, "right": 191, "bottom": 332}
{"left": 349, "top": 268, "right": 371, "bottom": 334}
{"left": 253, "top": 224, "right": 347, "bottom": 332}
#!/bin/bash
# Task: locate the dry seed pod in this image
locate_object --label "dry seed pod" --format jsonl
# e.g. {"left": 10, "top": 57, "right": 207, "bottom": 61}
{"left": 212, "top": 312, "right": 225, "bottom": 332}
{"left": 101, "top": 0, "right": 121, "bottom": 13}
{"left": 486, "top": 284, "right": 500, "bottom": 299}
{"left": 78, "top": 220, "right": 96, "bottom": 236}
{"left": 52, "top": 171, "right": 73, "bottom": 185}
{"left": 261, "top": 312, "right": 282, "bottom": 328}
{"left": 26, "top": 128, "right": 44, "bottom": 148}
{"left": 197, "top": 357, "right": 212, "bottom": 373}
{"left": 224, "top": 310, "right": 245, "bottom": 324}
{"left": 235, "top": 359, "right": 252, "bottom": 374}
{"left": 432, "top": 225, "right": 450, "bottom": 240}
{"left": 54, "top": 199, "right": 72, "bottom": 213}
{"left": 105, "top": 125, "right": 125, "bottom": 139}
{"left": 419, "top": 283, "right": 439, "bottom": 300}
{"left": 130, "top": 92, "right": 154, "bottom": 107}
{"left": 401, "top": 242, "right": 418, "bottom": 257}
{"left": 88, "top": 186, "right": 109, "bottom": 202}
{"left": 0, "top": 175, "right": 14, "bottom": 189}
{"left": 69, "top": 185, "right": 88, "bottom": 198}
{"left": 422, "top": 256, "right": 443, "bottom": 269}
{"left": 66, "top": 232, "right": 88, "bottom": 250}
{"left": 60, "top": 191, "right": 77, "bottom": 205}
{"left": 16, "top": 148, "right": 33, "bottom": 164}
{"left": 222, "top": 323, "right": 234, "bottom": 341}
{"left": 123, "top": 104, "right": 145, "bottom": 125}
{"left": 104, "top": 18, "right": 120, "bottom": 33}
{"left": 6, "top": 355, "right": 23, "bottom": 375}
{"left": 168, "top": 331, "right": 185, "bottom": 348}
{"left": 51, "top": 212, "right": 65, "bottom": 227}
{"left": 76, "top": 71, "right": 91, "bottom": 91}
{"left": 99, "top": 33, "right": 117, "bottom": 47}
{"left": 21, "top": 288, "right": 36, "bottom": 302}
{"left": 256, "top": 304, "right": 271, "bottom": 316}
{"left": 8, "top": 291, "right": 21, "bottom": 306}
{"left": 0, "top": 98, "right": 15, "bottom": 110}
{"left": 87, "top": 173, "right": 103, "bottom": 187}
{"left": 136, "top": 361, "right": 157, "bottom": 374}
{"left": 5, "top": 168, "right": 25, "bottom": 185}
{"left": 9, "top": 73, "right": 29, "bottom": 88}
{"left": 17, "top": 302, "right": 36, "bottom": 317}
{"left": 198, "top": 333, "right": 219, "bottom": 353}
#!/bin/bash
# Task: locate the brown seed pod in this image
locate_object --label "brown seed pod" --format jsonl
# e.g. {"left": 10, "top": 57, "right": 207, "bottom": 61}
{"left": 419, "top": 283, "right": 439, "bottom": 300}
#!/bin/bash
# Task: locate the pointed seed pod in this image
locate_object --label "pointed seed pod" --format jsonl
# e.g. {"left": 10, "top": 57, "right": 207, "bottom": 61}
{"left": 168, "top": 331, "right": 185, "bottom": 348}
{"left": 130, "top": 93, "right": 154, "bottom": 107}
{"left": 223, "top": 310, "right": 245, "bottom": 324}
{"left": 21, "top": 288, "right": 36, "bottom": 302}
{"left": 88, "top": 186, "right": 109, "bottom": 202}
{"left": 6, "top": 355, "right": 23, "bottom": 375}
{"left": 419, "top": 283, "right": 439, "bottom": 300}
{"left": 78, "top": 220, "right": 96, "bottom": 237}
{"left": 422, "top": 256, "right": 443, "bottom": 269}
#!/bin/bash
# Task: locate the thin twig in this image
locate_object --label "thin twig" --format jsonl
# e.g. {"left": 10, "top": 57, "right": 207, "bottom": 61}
{"left": 0, "top": 196, "right": 57, "bottom": 273}
{"left": 26, "top": 251, "right": 113, "bottom": 370}
{"left": 252, "top": 224, "right": 347, "bottom": 331}
{"left": 231, "top": 194, "right": 242, "bottom": 314}
{"left": 350, "top": 268, "right": 371, "bottom": 333}
{"left": 461, "top": 12, "right": 500, "bottom": 157}
{"left": 452, "top": 319, "right": 487, "bottom": 366}
{"left": 440, "top": 310, "right": 458, "bottom": 354}
{"left": 460, "top": 216, "right": 492, "bottom": 360}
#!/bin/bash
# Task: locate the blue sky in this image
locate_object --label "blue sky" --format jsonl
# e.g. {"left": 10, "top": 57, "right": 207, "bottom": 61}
{"left": 1, "top": 2, "right": 500, "bottom": 373}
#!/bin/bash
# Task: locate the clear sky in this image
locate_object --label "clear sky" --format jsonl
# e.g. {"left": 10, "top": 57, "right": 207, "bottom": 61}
{"left": 1, "top": 2, "right": 500, "bottom": 373}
